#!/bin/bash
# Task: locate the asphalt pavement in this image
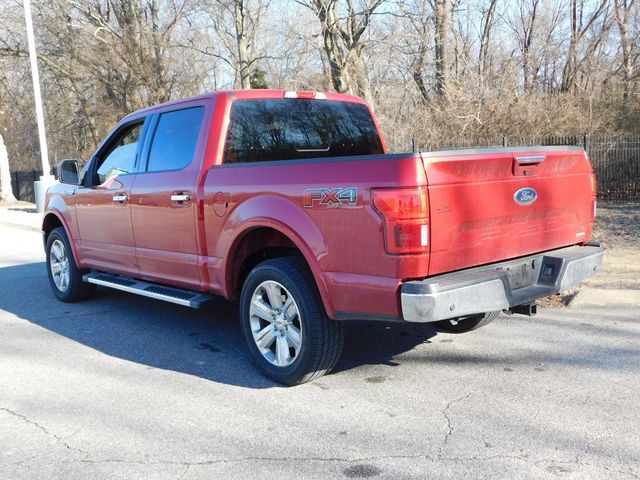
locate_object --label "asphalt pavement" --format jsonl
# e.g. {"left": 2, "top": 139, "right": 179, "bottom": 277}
{"left": 0, "top": 222, "right": 638, "bottom": 479}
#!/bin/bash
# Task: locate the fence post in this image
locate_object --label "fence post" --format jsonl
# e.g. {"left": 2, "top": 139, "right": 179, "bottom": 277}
{"left": 14, "top": 171, "right": 20, "bottom": 201}
{"left": 583, "top": 133, "right": 589, "bottom": 151}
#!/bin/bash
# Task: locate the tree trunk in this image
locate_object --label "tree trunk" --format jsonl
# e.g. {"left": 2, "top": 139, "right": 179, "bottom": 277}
{"left": 351, "top": 47, "right": 373, "bottom": 107}
{"left": 412, "top": 43, "right": 430, "bottom": 103}
{"left": 0, "top": 133, "right": 16, "bottom": 202}
{"left": 234, "top": 0, "right": 251, "bottom": 89}
{"left": 560, "top": 0, "right": 610, "bottom": 93}
{"left": 614, "top": 0, "right": 636, "bottom": 115}
{"left": 433, "top": 0, "right": 449, "bottom": 98}
{"left": 561, "top": 0, "right": 578, "bottom": 93}
{"left": 521, "top": 0, "right": 539, "bottom": 93}
{"left": 307, "top": 0, "right": 380, "bottom": 102}
{"left": 315, "top": 0, "right": 349, "bottom": 93}
{"left": 478, "top": 0, "right": 498, "bottom": 89}
{"left": 150, "top": 0, "right": 169, "bottom": 103}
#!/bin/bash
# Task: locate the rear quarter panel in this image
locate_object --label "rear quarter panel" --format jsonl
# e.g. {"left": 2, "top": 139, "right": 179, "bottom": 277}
{"left": 202, "top": 155, "right": 429, "bottom": 319}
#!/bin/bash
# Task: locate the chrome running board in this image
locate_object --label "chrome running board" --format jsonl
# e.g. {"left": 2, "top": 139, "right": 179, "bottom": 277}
{"left": 83, "top": 272, "right": 213, "bottom": 308}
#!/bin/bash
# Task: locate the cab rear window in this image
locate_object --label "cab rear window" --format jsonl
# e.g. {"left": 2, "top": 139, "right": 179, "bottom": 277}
{"left": 223, "top": 99, "right": 383, "bottom": 164}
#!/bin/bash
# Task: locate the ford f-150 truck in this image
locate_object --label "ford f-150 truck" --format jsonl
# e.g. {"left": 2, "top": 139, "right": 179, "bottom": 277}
{"left": 43, "top": 89, "right": 603, "bottom": 385}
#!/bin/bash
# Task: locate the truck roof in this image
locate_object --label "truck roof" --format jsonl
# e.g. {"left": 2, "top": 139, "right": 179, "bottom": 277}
{"left": 125, "top": 89, "right": 366, "bottom": 120}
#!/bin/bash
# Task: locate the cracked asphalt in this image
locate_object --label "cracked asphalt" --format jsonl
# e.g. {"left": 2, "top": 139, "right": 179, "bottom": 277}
{"left": 1, "top": 222, "right": 639, "bottom": 480}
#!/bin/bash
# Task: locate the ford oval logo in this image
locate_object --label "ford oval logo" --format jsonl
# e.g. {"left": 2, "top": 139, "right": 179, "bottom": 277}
{"left": 514, "top": 187, "right": 537, "bottom": 205}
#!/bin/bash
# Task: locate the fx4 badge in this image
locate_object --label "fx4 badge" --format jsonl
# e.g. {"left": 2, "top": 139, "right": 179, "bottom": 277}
{"left": 304, "top": 187, "right": 358, "bottom": 208}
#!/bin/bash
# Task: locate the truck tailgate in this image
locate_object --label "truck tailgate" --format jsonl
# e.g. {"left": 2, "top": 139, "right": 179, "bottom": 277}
{"left": 422, "top": 147, "right": 596, "bottom": 275}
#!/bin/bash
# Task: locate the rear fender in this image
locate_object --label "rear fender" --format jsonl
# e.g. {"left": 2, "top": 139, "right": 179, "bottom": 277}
{"left": 218, "top": 195, "right": 335, "bottom": 318}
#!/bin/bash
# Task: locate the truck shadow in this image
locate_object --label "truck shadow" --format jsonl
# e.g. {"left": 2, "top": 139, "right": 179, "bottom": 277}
{"left": 0, "top": 262, "right": 437, "bottom": 389}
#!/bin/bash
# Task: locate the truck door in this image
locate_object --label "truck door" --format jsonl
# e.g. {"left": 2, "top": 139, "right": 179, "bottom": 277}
{"left": 129, "top": 102, "right": 208, "bottom": 290}
{"left": 75, "top": 118, "right": 148, "bottom": 277}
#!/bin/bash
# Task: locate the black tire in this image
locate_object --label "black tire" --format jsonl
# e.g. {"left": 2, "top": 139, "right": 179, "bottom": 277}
{"left": 46, "top": 227, "right": 95, "bottom": 302}
{"left": 435, "top": 311, "right": 500, "bottom": 333}
{"left": 240, "top": 257, "right": 344, "bottom": 386}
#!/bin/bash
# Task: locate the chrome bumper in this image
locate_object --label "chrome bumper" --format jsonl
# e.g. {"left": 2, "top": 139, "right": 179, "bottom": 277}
{"left": 401, "top": 244, "right": 604, "bottom": 323}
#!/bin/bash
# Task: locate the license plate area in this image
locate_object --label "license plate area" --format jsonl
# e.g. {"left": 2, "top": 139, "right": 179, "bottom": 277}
{"left": 495, "top": 257, "right": 541, "bottom": 290}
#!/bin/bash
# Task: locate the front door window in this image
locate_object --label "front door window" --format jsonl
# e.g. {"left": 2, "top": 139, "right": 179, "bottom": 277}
{"left": 95, "top": 123, "right": 143, "bottom": 185}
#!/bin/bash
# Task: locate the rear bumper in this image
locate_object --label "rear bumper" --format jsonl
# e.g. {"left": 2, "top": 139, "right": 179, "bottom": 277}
{"left": 401, "top": 244, "right": 604, "bottom": 323}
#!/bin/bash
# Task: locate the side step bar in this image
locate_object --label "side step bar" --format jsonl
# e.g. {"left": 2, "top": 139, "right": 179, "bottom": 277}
{"left": 83, "top": 272, "right": 213, "bottom": 308}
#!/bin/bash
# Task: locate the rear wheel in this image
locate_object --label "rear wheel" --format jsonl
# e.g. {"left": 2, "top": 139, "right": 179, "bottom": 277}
{"left": 435, "top": 311, "right": 500, "bottom": 333}
{"left": 46, "top": 227, "right": 95, "bottom": 302}
{"left": 240, "top": 257, "right": 344, "bottom": 385}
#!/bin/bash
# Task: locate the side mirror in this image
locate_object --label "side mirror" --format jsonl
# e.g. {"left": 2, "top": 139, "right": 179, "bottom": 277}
{"left": 57, "top": 159, "right": 81, "bottom": 185}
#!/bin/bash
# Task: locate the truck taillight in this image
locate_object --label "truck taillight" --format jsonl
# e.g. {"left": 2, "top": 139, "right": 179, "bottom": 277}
{"left": 591, "top": 174, "right": 597, "bottom": 220}
{"left": 371, "top": 187, "right": 429, "bottom": 255}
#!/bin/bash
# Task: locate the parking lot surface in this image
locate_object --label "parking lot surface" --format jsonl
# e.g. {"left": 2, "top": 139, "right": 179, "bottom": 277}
{"left": 1, "top": 222, "right": 639, "bottom": 479}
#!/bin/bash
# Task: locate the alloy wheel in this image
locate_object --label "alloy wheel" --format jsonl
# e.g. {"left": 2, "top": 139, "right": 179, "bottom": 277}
{"left": 249, "top": 280, "right": 303, "bottom": 367}
{"left": 49, "top": 239, "right": 70, "bottom": 292}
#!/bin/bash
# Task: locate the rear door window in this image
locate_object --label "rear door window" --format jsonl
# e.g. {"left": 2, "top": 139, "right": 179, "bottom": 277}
{"left": 223, "top": 99, "right": 383, "bottom": 163}
{"left": 146, "top": 106, "right": 204, "bottom": 172}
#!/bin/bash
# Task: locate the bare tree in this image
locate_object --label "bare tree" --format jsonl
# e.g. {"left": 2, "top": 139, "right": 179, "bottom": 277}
{"left": 396, "top": 0, "right": 452, "bottom": 101}
{"left": 65, "top": 0, "right": 195, "bottom": 109}
{"left": 477, "top": 0, "right": 498, "bottom": 88}
{"left": 1, "top": 0, "right": 639, "bottom": 179}
{"left": 233, "top": 0, "right": 252, "bottom": 88}
{"left": 200, "top": 0, "right": 271, "bottom": 89}
{"left": 431, "top": 0, "right": 450, "bottom": 98}
{"left": 561, "top": 0, "right": 611, "bottom": 93}
{"left": 614, "top": 0, "right": 638, "bottom": 114}
{"left": 508, "top": 0, "right": 540, "bottom": 93}
{"left": 0, "top": 0, "right": 207, "bottom": 170}
{"left": 395, "top": 0, "right": 433, "bottom": 103}
{"left": 299, "top": 0, "right": 383, "bottom": 105}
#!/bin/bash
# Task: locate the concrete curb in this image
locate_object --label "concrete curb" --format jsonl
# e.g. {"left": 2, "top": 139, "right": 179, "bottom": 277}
{"left": 0, "top": 220, "right": 41, "bottom": 233}
{"left": 0, "top": 205, "right": 42, "bottom": 233}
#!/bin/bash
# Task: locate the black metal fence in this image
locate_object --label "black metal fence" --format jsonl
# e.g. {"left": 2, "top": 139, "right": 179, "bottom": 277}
{"left": 420, "top": 134, "right": 640, "bottom": 203}
{"left": 588, "top": 135, "right": 640, "bottom": 203}
{"left": 10, "top": 135, "right": 640, "bottom": 203}
{"left": 11, "top": 169, "right": 43, "bottom": 203}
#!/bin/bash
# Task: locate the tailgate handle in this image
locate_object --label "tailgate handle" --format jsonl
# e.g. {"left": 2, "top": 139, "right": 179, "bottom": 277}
{"left": 513, "top": 155, "right": 545, "bottom": 176}
{"left": 515, "top": 155, "right": 545, "bottom": 165}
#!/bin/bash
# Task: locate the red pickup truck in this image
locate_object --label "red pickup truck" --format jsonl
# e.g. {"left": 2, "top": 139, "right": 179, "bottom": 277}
{"left": 43, "top": 89, "right": 603, "bottom": 385}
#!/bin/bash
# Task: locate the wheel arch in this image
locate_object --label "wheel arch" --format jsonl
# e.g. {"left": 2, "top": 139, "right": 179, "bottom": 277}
{"left": 42, "top": 211, "right": 81, "bottom": 265}
{"left": 223, "top": 222, "right": 335, "bottom": 319}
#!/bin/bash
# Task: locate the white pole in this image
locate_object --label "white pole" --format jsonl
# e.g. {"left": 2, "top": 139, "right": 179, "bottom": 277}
{"left": 24, "top": 0, "right": 55, "bottom": 212}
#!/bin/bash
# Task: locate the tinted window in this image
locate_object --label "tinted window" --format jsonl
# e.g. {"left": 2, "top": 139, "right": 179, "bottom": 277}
{"left": 147, "top": 107, "right": 204, "bottom": 172}
{"left": 96, "top": 123, "right": 142, "bottom": 184}
{"left": 223, "top": 99, "right": 383, "bottom": 163}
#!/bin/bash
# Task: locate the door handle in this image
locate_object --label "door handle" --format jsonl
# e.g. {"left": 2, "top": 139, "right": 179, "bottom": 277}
{"left": 170, "top": 193, "right": 191, "bottom": 202}
{"left": 112, "top": 194, "right": 129, "bottom": 203}
{"left": 63, "top": 188, "right": 76, "bottom": 196}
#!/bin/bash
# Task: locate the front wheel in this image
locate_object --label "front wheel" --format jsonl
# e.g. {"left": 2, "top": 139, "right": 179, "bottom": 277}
{"left": 46, "top": 227, "right": 95, "bottom": 302}
{"left": 435, "top": 311, "right": 500, "bottom": 333}
{"left": 240, "top": 257, "right": 344, "bottom": 386}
